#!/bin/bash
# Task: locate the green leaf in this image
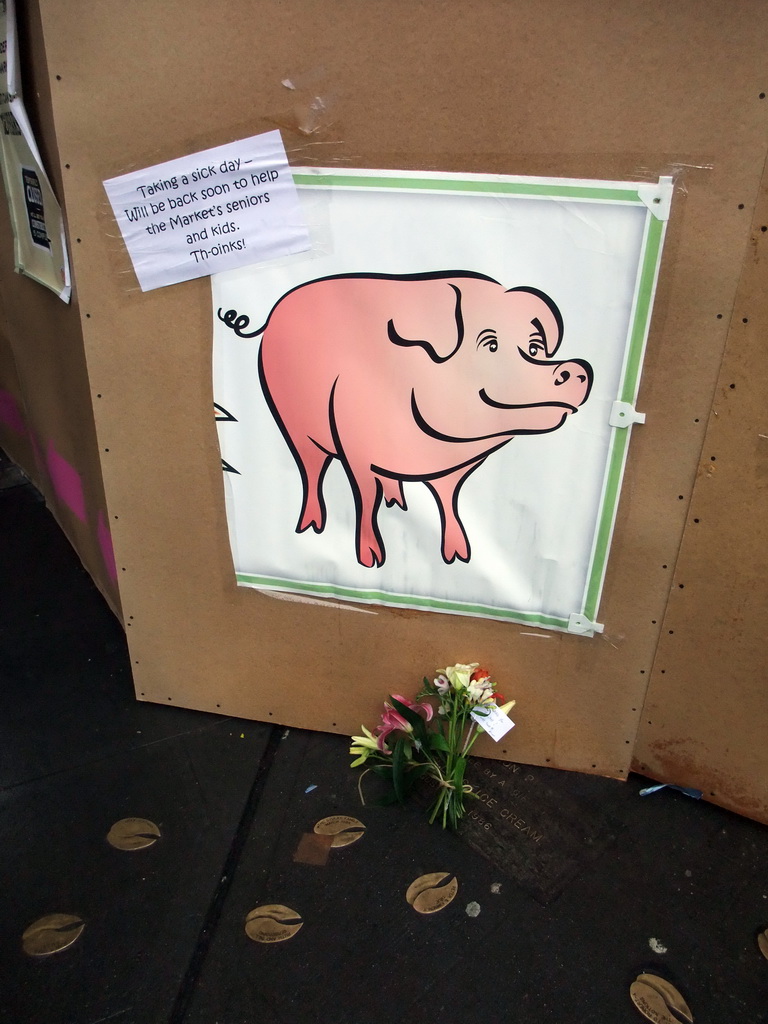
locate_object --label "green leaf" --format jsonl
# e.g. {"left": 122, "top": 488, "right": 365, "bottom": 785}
{"left": 376, "top": 791, "right": 401, "bottom": 807}
{"left": 428, "top": 732, "right": 450, "bottom": 753}
{"left": 453, "top": 756, "right": 467, "bottom": 792}
{"left": 389, "top": 696, "right": 429, "bottom": 746}
{"left": 392, "top": 737, "right": 406, "bottom": 803}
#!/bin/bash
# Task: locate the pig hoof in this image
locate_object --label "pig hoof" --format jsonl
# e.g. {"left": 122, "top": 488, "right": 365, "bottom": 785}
{"left": 359, "top": 545, "right": 384, "bottom": 568}
{"left": 297, "top": 516, "right": 324, "bottom": 534}
{"left": 385, "top": 495, "right": 407, "bottom": 511}
{"left": 443, "top": 545, "right": 471, "bottom": 564}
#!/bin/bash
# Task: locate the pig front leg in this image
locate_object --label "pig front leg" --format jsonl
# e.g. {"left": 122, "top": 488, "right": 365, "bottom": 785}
{"left": 424, "top": 460, "right": 486, "bottom": 564}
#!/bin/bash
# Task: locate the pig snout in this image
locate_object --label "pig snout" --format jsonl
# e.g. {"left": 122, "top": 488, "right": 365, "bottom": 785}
{"left": 552, "top": 358, "right": 593, "bottom": 406}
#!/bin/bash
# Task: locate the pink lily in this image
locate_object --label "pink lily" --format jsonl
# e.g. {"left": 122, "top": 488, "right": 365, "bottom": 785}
{"left": 375, "top": 694, "right": 433, "bottom": 750}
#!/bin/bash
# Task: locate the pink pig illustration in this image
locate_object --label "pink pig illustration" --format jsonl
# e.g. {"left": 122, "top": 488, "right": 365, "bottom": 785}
{"left": 218, "top": 271, "right": 593, "bottom": 568}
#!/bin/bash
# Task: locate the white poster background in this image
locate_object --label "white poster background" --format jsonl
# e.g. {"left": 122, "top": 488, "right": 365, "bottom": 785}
{"left": 212, "top": 170, "right": 669, "bottom": 632}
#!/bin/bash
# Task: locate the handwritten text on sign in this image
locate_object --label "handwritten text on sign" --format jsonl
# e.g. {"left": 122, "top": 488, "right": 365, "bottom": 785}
{"left": 103, "top": 130, "right": 310, "bottom": 292}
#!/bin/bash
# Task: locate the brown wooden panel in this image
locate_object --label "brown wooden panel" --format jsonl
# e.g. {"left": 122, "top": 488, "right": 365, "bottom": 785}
{"left": 633, "top": 167, "right": 768, "bottom": 823}
{"left": 32, "top": 0, "right": 768, "bottom": 781}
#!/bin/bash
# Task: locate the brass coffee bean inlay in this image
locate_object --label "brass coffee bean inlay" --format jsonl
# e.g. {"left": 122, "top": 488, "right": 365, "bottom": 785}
{"left": 107, "top": 817, "right": 161, "bottom": 850}
{"left": 313, "top": 815, "right": 366, "bottom": 848}
{"left": 245, "top": 905, "right": 303, "bottom": 943}
{"left": 758, "top": 928, "right": 768, "bottom": 961}
{"left": 22, "top": 914, "right": 84, "bottom": 956}
{"left": 630, "top": 978, "right": 692, "bottom": 1024}
{"left": 405, "top": 872, "right": 458, "bottom": 914}
{"left": 635, "top": 974, "right": 693, "bottom": 1022}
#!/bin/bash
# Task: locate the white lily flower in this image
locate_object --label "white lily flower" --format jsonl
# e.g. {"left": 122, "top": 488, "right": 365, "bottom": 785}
{"left": 445, "top": 663, "right": 478, "bottom": 690}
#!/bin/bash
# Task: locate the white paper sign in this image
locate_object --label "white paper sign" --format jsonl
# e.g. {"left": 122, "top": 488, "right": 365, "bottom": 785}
{"left": 103, "top": 130, "right": 310, "bottom": 291}
{"left": 470, "top": 705, "right": 515, "bottom": 742}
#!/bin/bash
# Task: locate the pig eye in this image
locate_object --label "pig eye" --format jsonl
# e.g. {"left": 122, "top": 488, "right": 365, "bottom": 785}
{"left": 479, "top": 333, "right": 498, "bottom": 353}
{"left": 528, "top": 341, "right": 544, "bottom": 357}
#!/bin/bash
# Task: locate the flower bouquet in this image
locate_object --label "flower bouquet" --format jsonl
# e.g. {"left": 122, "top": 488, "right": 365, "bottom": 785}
{"left": 350, "top": 663, "right": 515, "bottom": 830}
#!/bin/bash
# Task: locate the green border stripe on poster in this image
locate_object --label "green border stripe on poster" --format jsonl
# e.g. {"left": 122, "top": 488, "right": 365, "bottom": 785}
{"left": 582, "top": 428, "right": 630, "bottom": 620}
{"left": 620, "top": 215, "right": 665, "bottom": 403}
{"left": 582, "top": 213, "right": 665, "bottom": 621}
{"left": 293, "top": 173, "right": 640, "bottom": 204}
{"left": 236, "top": 572, "right": 568, "bottom": 629}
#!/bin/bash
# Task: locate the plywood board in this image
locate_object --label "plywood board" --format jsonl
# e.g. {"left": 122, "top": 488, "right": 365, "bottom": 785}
{"left": 633, "top": 169, "right": 768, "bottom": 823}
{"left": 31, "top": 0, "right": 768, "bottom": 782}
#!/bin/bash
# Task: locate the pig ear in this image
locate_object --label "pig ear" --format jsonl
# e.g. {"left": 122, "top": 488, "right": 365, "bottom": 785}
{"left": 387, "top": 282, "right": 464, "bottom": 363}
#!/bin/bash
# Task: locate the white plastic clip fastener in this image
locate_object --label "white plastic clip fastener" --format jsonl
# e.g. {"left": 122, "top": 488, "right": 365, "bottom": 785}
{"left": 609, "top": 401, "right": 646, "bottom": 428}
{"left": 568, "top": 613, "right": 605, "bottom": 637}
{"left": 637, "top": 175, "right": 673, "bottom": 221}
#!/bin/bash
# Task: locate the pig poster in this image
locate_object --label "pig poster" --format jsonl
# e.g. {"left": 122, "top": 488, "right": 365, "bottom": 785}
{"left": 212, "top": 168, "right": 671, "bottom": 634}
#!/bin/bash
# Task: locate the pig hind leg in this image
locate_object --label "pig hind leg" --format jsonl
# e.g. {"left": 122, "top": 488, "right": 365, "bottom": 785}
{"left": 424, "top": 460, "right": 486, "bottom": 564}
{"left": 336, "top": 460, "right": 386, "bottom": 567}
{"left": 292, "top": 438, "right": 334, "bottom": 534}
